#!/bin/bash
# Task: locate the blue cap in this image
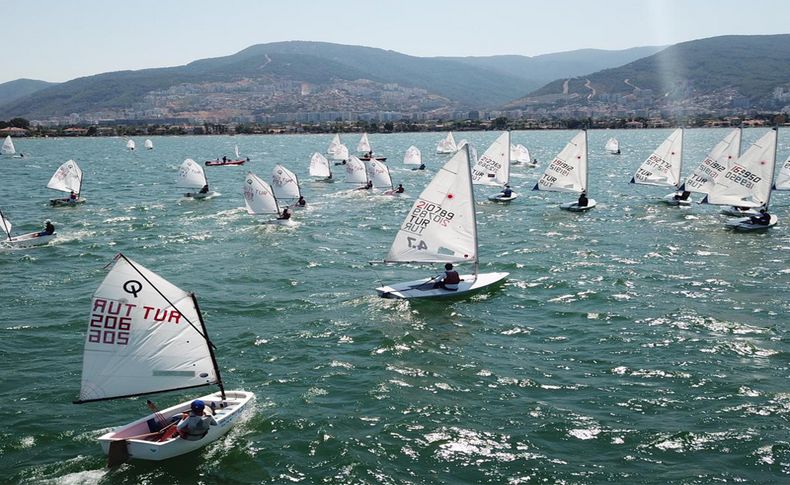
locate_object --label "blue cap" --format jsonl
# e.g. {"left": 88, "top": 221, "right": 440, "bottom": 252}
{"left": 191, "top": 399, "right": 205, "bottom": 411}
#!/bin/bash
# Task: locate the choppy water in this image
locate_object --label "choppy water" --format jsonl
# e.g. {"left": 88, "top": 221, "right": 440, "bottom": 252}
{"left": 1, "top": 129, "right": 788, "bottom": 484}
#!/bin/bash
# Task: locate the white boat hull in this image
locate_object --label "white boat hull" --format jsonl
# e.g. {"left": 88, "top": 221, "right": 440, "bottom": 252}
{"left": 725, "top": 215, "right": 778, "bottom": 231}
{"left": 98, "top": 390, "right": 254, "bottom": 461}
{"left": 184, "top": 191, "right": 218, "bottom": 199}
{"left": 488, "top": 193, "right": 518, "bottom": 203}
{"left": 1, "top": 232, "right": 56, "bottom": 248}
{"left": 560, "top": 199, "right": 597, "bottom": 211}
{"left": 262, "top": 218, "right": 295, "bottom": 226}
{"left": 662, "top": 192, "right": 692, "bottom": 206}
{"left": 50, "top": 198, "right": 86, "bottom": 207}
{"left": 721, "top": 206, "right": 760, "bottom": 217}
{"left": 376, "top": 272, "right": 509, "bottom": 299}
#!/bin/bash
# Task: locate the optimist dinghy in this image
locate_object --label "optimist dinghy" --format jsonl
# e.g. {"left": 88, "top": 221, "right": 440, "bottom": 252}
{"left": 0, "top": 210, "right": 56, "bottom": 248}
{"left": 47, "top": 160, "right": 86, "bottom": 206}
{"left": 177, "top": 159, "right": 217, "bottom": 199}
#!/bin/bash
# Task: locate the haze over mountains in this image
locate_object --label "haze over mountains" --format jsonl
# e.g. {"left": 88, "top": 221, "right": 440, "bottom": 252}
{"left": 1, "top": 35, "right": 789, "bottom": 123}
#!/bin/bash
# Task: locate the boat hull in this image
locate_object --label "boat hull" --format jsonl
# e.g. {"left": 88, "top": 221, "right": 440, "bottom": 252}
{"left": 560, "top": 199, "right": 597, "bottom": 211}
{"left": 488, "top": 193, "right": 518, "bottom": 203}
{"left": 205, "top": 160, "right": 245, "bottom": 166}
{"left": 721, "top": 206, "right": 760, "bottom": 217}
{"left": 376, "top": 272, "right": 509, "bottom": 299}
{"left": 1, "top": 232, "right": 56, "bottom": 248}
{"left": 50, "top": 198, "right": 86, "bottom": 207}
{"left": 98, "top": 390, "right": 254, "bottom": 461}
{"left": 184, "top": 191, "right": 218, "bottom": 199}
{"left": 662, "top": 192, "right": 692, "bottom": 206}
{"left": 359, "top": 156, "right": 387, "bottom": 162}
{"left": 725, "top": 215, "right": 778, "bottom": 231}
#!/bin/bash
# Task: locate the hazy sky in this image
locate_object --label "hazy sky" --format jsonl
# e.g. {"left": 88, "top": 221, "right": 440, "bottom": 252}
{"left": 5, "top": 0, "right": 789, "bottom": 84}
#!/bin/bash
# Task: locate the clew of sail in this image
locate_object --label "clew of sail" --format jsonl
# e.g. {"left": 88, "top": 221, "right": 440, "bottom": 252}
{"left": 472, "top": 132, "right": 510, "bottom": 186}
{"left": 683, "top": 128, "right": 741, "bottom": 194}
{"left": 78, "top": 254, "right": 218, "bottom": 402}
{"left": 404, "top": 145, "right": 421, "bottom": 165}
{"left": 702, "top": 128, "right": 777, "bottom": 208}
{"left": 47, "top": 160, "right": 83, "bottom": 194}
{"left": 2, "top": 135, "right": 15, "bottom": 155}
{"left": 271, "top": 164, "right": 301, "bottom": 201}
{"left": 631, "top": 128, "right": 683, "bottom": 187}
{"left": 345, "top": 156, "right": 368, "bottom": 185}
{"left": 243, "top": 172, "right": 280, "bottom": 215}
{"left": 310, "top": 152, "right": 332, "bottom": 178}
{"left": 176, "top": 159, "right": 207, "bottom": 189}
{"left": 365, "top": 159, "right": 393, "bottom": 190}
{"left": 385, "top": 145, "right": 476, "bottom": 264}
{"left": 533, "top": 131, "right": 587, "bottom": 193}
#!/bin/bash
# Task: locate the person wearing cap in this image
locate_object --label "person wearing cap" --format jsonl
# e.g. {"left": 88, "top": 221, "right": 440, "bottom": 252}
{"left": 176, "top": 399, "right": 217, "bottom": 441}
{"left": 34, "top": 220, "right": 55, "bottom": 237}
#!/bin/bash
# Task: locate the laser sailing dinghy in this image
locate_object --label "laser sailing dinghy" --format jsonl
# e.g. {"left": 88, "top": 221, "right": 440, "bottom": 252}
{"left": 47, "top": 159, "right": 86, "bottom": 206}
{"left": 0, "top": 209, "right": 56, "bottom": 248}
{"left": 74, "top": 253, "right": 254, "bottom": 464}
{"left": 374, "top": 145, "right": 508, "bottom": 299}
{"left": 681, "top": 128, "right": 742, "bottom": 212}
{"left": 472, "top": 132, "right": 518, "bottom": 202}
{"left": 177, "top": 159, "right": 217, "bottom": 199}
{"left": 533, "top": 130, "right": 596, "bottom": 211}
{"left": 630, "top": 128, "right": 688, "bottom": 206}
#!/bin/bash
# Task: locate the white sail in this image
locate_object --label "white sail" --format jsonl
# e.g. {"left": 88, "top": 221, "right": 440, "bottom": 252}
{"left": 357, "top": 133, "right": 371, "bottom": 153}
{"left": 385, "top": 145, "right": 476, "bottom": 264}
{"left": 702, "top": 129, "right": 777, "bottom": 208}
{"left": 605, "top": 137, "right": 620, "bottom": 154}
{"left": 176, "top": 159, "right": 207, "bottom": 189}
{"left": 534, "top": 131, "right": 587, "bottom": 194}
{"left": 234, "top": 145, "right": 240, "bottom": 159}
{"left": 0, "top": 211, "right": 12, "bottom": 239}
{"left": 511, "top": 144, "right": 531, "bottom": 164}
{"left": 271, "top": 164, "right": 301, "bottom": 201}
{"left": 631, "top": 128, "right": 683, "bottom": 188}
{"left": 144, "top": 139, "right": 153, "bottom": 150}
{"left": 345, "top": 156, "right": 369, "bottom": 185}
{"left": 436, "top": 132, "right": 457, "bottom": 154}
{"left": 404, "top": 145, "right": 422, "bottom": 165}
{"left": 774, "top": 153, "right": 790, "bottom": 191}
{"left": 472, "top": 132, "right": 510, "bottom": 186}
{"left": 2, "top": 135, "right": 15, "bottom": 155}
{"left": 78, "top": 254, "right": 218, "bottom": 402}
{"left": 327, "top": 134, "right": 342, "bottom": 155}
{"left": 309, "top": 152, "right": 332, "bottom": 178}
{"left": 457, "top": 139, "right": 478, "bottom": 165}
{"left": 126, "top": 139, "right": 135, "bottom": 150}
{"left": 47, "top": 159, "right": 83, "bottom": 194}
{"left": 365, "top": 159, "right": 393, "bottom": 190}
{"left": 243, "top": 172, "right": 280, "bottom": 215}
{"left": 683, "top": 128, "right": 742, "bottom": 194}
{"left": 332, "top": 144, "right": 349, "bottom": 161}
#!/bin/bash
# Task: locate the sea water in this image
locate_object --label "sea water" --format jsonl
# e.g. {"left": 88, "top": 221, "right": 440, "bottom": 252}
{"left": 0, "top": 129, "right": 788, "bottom": 483}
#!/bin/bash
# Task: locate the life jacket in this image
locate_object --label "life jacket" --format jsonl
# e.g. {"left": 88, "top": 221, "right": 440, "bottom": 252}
{"left": 444, "top": 270, "right": 461, "bottom": 285}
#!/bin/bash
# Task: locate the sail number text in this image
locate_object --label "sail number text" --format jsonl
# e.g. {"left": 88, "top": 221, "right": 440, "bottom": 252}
{"left": 403, "top": 199, "right": 455, "bottom": 235}
{"left": 89, "top": 298, "right": 184, "bottom": 346}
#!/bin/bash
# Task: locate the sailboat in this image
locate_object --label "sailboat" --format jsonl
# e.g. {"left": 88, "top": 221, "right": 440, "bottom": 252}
{"left": 126, "top": 139, "right": 135, "bottom": 151}
{"left": 436, "top": 132, "right": 457, "bottom": 154}
{"left": 533, "top": 130, "right": 596, "bottom": 211}
{"left": 2, "top": 135, "right": 15, "bottom": 156}
{"left": 510, "top": 143, "right": 535, "bottom": 167}
{"left": 404, "top": 145, "right": 421, "bottom": 166}
{"left": 327, "top": 135, "right": 349, "bottom": 161}
{"left": 0, "top": 210, "right": 55, "bottom": 248}
{"left": 357, "top": 133, "right": 386, "bottom": 161}
{"left": 630, "top": 128, "right": 686, "bottom": 205}
{"left": 773, "top": 153, "right": 790, "bottom": 191}
{"left": 471, "top": 132, "right": 517, "bottom": 202}
{"left": 374, "top": 145, "right": 509, "bottom": 299}
{"left": 144, "top": 139, "right": 154, "bottom": 150}
{"left": 365, "top": 158, "right": 398, "bottom": 195}
{"left": 74, "top": 253, "right": 254, "bottom": 464}
{"left": 47, "top": 159, "right": 86, "bottom": 206}
{"left": 177, "top": 159, "right": 216, "bottom": 199}
{"left": 682, "top": 128, "right": 742, "bottom": 211}
{"left": 702, "top": 128, "right": 779, "bottom": 230}
{"left": 605, "top": 137, "right": 621, "bottom": 155}
{"left": 271, "top": 164, "right": 302, "bottom": 207}
{"left": 345, "top": 156, "right": 371, "bottom": 190}
{"left": 244, "top": 172, "right": 294, "bottom": 225}
{"left": 309, "top": 152, "right": 333, "bottom": 181}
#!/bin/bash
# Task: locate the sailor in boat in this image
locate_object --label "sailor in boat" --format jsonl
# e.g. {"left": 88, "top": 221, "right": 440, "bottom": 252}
{"left": 62, "top": 190, "right": 78, "bottom": 203}
{"left": 296, "top": 196, "right": 307, "bottom": 207}
{"left": 176, "top": 400, "right": 217, "bottom": 441}
{"left": 395, "top": 184, "right": 405, "bottom": 194}
{"left": 749, "top": 208, "right": 771, "bottom": 225}
{"left": 673, "top": 190, "right": 691, "bottom": 201}
{"left": 199, "top": 184, "right": 209, "bottom": 194}
{"left": 433, "top": 263, "right": 463, "bottom": 290}
{"left": 412, "top": 163, "right": 426, "bottom": 171}
{"left": 33, "top": 220, "right": 55, "bottom": 238}
{"left": 357, "top": 180, "right": 373, "bottom": 191}
{"left": 334, "top": 160, "right": 347, "bottom": 166}
{"left": 577, "top": 190, "right": 589, "bottom": 207}
{"left": 501, "top": 185, "right": 513, "bottom": 198}
{"left": 278, "top": 207, "right": 292, "bottom": 220}
{"left": 222, "top": 156, "right": 227, "bottom": 163}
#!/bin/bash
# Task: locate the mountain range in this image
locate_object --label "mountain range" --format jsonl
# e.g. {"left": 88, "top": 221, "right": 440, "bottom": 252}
{"left": 1, "top": 35, "right": 789, "bottom": 122}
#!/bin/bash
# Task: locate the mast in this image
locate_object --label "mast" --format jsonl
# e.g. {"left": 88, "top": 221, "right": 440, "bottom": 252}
{"left": 464, "top": 144, "right": 480, "bottom": 278}
{"left": 766, "top": 127, "right": 778, "bottom": 210}
{"left": 191, "top": 294, "right": 225, "bottom": 400}
{"left": 0, "top": 209, "right": 11, "bottom": 241}
{"left": 677, "top": 128, "right": 684, "bottom": 190}
{"left": 583, "top": 129, "right": 589, "bottom": 193}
